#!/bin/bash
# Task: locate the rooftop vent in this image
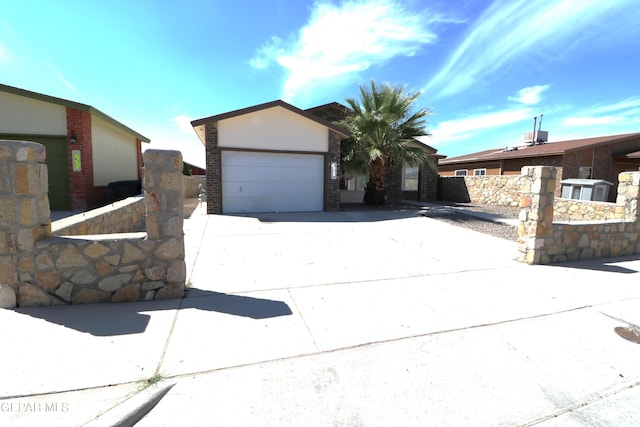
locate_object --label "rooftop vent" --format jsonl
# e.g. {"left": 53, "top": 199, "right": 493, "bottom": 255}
{"left": 524, "top": 114, "right": 548, "bottom": 145}
{"left": 523, "top": 130, "right": 548, "bottom": 145}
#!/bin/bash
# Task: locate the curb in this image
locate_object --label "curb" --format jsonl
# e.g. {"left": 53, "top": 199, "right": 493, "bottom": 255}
{"left": 84, "top": 381, "right": 175, "bottom": 427}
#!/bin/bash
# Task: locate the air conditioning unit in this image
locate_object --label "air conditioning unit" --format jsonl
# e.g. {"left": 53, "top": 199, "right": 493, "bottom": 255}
{"left": 523, "top": 130, "right": 549, "bottom": 144}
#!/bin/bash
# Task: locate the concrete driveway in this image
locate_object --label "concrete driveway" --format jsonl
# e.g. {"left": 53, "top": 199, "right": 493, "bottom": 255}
{"left": 2, "top": 204, "right": 640, "bottom": 426}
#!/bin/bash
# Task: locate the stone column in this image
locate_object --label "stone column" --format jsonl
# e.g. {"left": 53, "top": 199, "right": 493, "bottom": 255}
{"left": 616, "top": 171, "right": 640, "bottom": 221}
{"left": 143, "top": 149, "right": 186, "bottom": 299}
{"left": 517, "top": 166, "right": 556, "bottom": 264}
{"left": 0, "top": 140, "right": 51, "bottom": 307}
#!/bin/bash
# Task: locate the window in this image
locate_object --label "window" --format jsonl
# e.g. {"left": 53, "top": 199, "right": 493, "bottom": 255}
{"left": 578, "top": 167, "right": 592, "bottom": 179}
{"left": 341, "top": 172, "right": 368, "bottom": 190}
{"left": 473, "top": 168, "right": 487, "bottom": 176}
{"left": 562, "top": 184, "right": 593, "bottom": 201}
{"left": 402, "top": 165, "right": 419, "bottom": 191}
{"left": 454, "top": 169, "right": 468, "bottom": 177}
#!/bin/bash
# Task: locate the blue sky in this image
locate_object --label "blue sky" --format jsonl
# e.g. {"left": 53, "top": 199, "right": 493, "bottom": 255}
{"left": 1, "top": 0, "right": 639, "bottom": 167}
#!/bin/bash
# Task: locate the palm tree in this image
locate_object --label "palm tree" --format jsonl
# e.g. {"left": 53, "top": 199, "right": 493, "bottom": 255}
{"left": 341, "top": 80, "right": 431, "bottom": 206}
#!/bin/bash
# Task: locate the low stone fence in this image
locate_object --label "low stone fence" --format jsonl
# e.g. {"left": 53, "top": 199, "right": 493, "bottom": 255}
{"left": 52, "top": 196, "right": 146, "bottom": 236}
{"left": 553, "top": 198, "right": 624, "bottom": 222}
{"left": 517, "top": 166, "right": 640, "bottom": 264}
{"left": 0, "top": 140, "right": 186, "bottom": 307}
{"left": 184, "top": 175, "right": 205, "bottom": 198}
{"left": 439, "top": 175, "right": 526, "bottom": 207}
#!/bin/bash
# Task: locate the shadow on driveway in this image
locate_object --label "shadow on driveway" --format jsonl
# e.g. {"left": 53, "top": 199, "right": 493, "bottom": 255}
{"left": 229, "top": 205, "right": 427, "bottom": 223}
{"left": 12, "top": 290, "right": 292, "bottom": 337}
{"left": 550, "top": 254, "right": 640, "bottom": 274}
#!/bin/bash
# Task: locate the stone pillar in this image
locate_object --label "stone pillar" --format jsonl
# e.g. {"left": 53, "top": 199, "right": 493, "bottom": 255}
{"left": 517, "top": 166, "right": 556, "bottom": 264}
{"left": 0, "top": 140, "right": 51, "bottom": 307}
{"left": 143, "top": 149, "right": 186, "bottom": 299}
{"left": 616, "top": 171, "right": 640, "bottom": 221}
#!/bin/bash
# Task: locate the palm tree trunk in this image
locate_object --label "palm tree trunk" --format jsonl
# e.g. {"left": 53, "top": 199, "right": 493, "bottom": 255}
{"left": 364, "top": 158, "right": 386, "bottom": 205}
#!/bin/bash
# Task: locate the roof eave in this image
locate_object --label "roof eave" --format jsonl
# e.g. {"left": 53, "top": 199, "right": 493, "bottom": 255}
{"left": 191, "top": 100, "right": 352, "bottom": 138}
{"left": 0, "top": 83, "right": 150, "bottom": 143}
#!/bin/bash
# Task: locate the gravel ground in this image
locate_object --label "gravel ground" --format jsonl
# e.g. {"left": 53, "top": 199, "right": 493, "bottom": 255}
{"left": 420, "top": 203, "right": 520, "bottom": 241}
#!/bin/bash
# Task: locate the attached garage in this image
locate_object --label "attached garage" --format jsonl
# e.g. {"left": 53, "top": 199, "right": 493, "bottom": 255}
{"left": 222, "top": 151, "right": 324, "bottom": 213}
{"left": 1, "top": 134, "right": 70, "bottom": 210}
{"left": 0, "top": 83, "right": 150, "bottom": 212}
{"left": 192, "top": 100, "right": 350, "bottom": 215}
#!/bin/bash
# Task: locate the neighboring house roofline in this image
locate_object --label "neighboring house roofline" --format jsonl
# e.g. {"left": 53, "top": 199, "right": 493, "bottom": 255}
{"left": 305, "top": 102, "right": 353, "bottom": 118}
{"left": 411, "top": 135, "right": 439, "bottom": 154}
{"left": 191, "top": 99, "right": 352, "bottom": 138}
{"left": 0, "top": 83, "right": 150, "bottom": 143}
{"left": 439, "top": 132, "right": 640, "bottom": 165}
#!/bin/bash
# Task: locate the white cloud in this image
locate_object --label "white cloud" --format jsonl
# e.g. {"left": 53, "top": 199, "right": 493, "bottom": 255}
{"left": 561, "top": 97, "right": 640, "bottom": 129}
{"left": 547, "top": 97, "right": 640, "bottom": 143}
{"left": 431, "top": 107, "right": 532, "bottom": 144}
{"left": 424, "top": 0, "right": 635, "bottom": 99}
{"left": 250, "top": 0, "right": 451, "bottom": 102}
{"left": 508, "top": 85, "right": 550, "bottom": 105}
{"left": 171, "top": 115, "right": 196, "bottom": 135}
{"left": 51, "top": 66, "right": 78, "bottom": 93}
{"left": 249, "top": 36, "right": 285, "bottom": 70}
{"left": 587, "top": 97, "right": 640, "bottom": 115}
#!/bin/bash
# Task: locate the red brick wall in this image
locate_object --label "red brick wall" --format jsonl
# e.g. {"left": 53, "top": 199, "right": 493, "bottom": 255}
{"left": 66, "top": 107, "right": 95, "bottom": 210}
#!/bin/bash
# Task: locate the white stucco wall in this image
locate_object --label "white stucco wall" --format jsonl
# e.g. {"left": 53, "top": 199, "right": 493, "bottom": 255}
{"left": 218, "top": 106, "right": 328, "bottom": 152}
{"left": 92, "top": 116, "right": 138, "bottom": 186}
{"left": 0, "top": 91, "right": 67, "bottom": 135}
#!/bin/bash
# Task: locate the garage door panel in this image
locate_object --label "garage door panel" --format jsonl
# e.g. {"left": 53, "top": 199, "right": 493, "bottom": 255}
{"left": 224, "top": 181, "right": 323, "bottom": 197}
{"left": 224, "top": 166, "right": 323, "bottom": 183}
{"left": 222, "top": 151, "right": 324, "bottom": 213}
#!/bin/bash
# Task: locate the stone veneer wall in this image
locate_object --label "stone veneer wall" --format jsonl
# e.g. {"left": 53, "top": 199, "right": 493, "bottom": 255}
{"left": 440, "top": 174, "right": 625, "bottom": 222}
{"left": 0, "top": 140, "right": 185, "bottom": 307}
{"left": 553, "top": 198, "right": 624, "bottom": 222}
{"left": 52, "top": 196, "right": 146, "bottom": 236}
{"left": 517, "top": 166, "right": 640, "bottom": 264}
{"left": 439, "top": 175, "right": 526, "bottom": 206}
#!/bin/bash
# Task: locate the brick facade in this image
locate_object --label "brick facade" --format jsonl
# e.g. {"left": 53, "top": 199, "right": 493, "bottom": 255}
{"left": 325, "top": 130, "right": 341, "bottom": 211}
{"left": 419, "top": 161, "right": 439, "bottom": 201}
{"left": 385, "top": 165, "right": 403, "bottom": 205}
{"left": 66, "top": 107, "right": 95, "bottom": 210}
{"left": 205, "top": 123, "right": 221, "bottom": 214}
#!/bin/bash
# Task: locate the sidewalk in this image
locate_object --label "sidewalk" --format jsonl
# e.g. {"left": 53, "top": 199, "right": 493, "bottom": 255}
{"left": 1, "top": 202, "right": 640, "bottom": 426}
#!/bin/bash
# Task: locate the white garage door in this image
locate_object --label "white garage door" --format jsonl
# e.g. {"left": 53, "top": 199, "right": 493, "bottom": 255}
{"left": 222, "top": 151, "right": 324, "bottom": 213}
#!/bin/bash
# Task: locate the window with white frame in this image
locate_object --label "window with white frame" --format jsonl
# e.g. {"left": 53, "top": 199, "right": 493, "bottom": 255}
{"left": 473, "top": 168, "right": 487, "bottom": 176}
{"left": 402, "top": 165, "right": 419, "bottom": 190}
{"left": 454, "top": 169, "right": 468, "bottom": 176}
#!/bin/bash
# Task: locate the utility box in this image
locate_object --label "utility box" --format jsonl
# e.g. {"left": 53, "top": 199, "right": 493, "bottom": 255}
{"left": 561, "top": 178, "right": 613, "bottom": 202}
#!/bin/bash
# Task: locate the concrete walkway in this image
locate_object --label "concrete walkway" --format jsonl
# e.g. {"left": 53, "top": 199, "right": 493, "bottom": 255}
{"left": 1, "top": 203, "right": 640, "bottom": 426}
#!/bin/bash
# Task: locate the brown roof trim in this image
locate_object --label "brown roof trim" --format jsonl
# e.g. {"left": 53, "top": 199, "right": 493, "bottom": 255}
{"left": 439, "top": 132, "right": 640, "bottom": 165}
{"left": 0, "top": 83, "right": 150, "bottom": 142}
{"left": 305, "top": 102, "right": 353, "bottom": 116}
{"left": 191, "top": 99, "right": 351, "bottom": 138}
